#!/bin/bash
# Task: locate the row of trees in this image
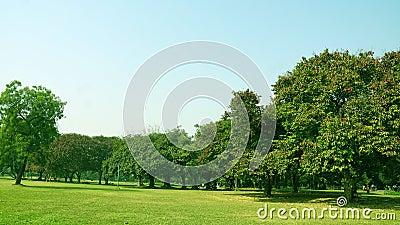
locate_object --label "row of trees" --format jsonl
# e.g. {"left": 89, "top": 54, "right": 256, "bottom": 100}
{"left": 44, "top": 134, "right": 115, "bottom": 184}
{"left": 1, "top": 49, "right": 399, "bottom": 203}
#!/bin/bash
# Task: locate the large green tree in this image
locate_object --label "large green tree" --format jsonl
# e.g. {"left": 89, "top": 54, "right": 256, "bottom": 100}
{"left": 190, "top": 89, "right": 266, "bottom": 190}
{"left": 0, "top": 81, "right": 66, "bottom": 185}
{"left": 273, "top": 50, "right": 396, "bottom": 201}
{"left": 228, "top": 90, "right": 260, "bottom": 189}
{"left": 194, "top": 118, "right": 231, "bottom": 189}
{"left": 255, "top": 104, "right": 286, "bottom": 197}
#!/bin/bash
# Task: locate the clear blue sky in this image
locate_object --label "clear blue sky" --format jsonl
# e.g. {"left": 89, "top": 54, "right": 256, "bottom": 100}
{"left": 1, "top": 1, "right": 399, "bottom": 136}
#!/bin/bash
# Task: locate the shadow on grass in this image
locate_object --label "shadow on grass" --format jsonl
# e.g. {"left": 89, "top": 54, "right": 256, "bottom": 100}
{"left": 19, "top": 182, "right": 140, "bottom": 192}
{"left": 232, "top": 189, "right": 400, "bottom": 210}
{"left": 18, "top": 182, "right": 227, "bottom": 192}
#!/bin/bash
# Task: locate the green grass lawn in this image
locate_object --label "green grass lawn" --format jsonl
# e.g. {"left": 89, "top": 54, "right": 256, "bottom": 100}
{"left": 0, "top": 177, "right": 399, "bottom": 225}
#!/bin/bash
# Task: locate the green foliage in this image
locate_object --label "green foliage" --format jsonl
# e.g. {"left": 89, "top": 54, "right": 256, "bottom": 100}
{"left": 103, "top": 137, "right": 138, "bottom": 179}
{"left": 45, "top": 134, "right": 116, "bottom": 183}
{"left": 0, "top": 80, "right": 66, "bottom": 184}
{"left": 45, "top": 134, "right": 93, "bottom": 182}
{"left": 273, "top": 50, "right": 400, "bottom": 200}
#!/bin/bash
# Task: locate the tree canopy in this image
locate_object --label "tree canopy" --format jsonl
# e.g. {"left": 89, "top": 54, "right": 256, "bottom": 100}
{"left": 0, "top": 80, "right": 66, "bottom": 185}
{"left": 273, "top": 50, "right": 400, "bottom": 200}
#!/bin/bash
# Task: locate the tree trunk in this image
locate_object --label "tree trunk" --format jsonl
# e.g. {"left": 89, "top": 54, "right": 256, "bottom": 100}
{"left": 283, "top": 174, "right": 287, "bottom": 188}
{"left": 38, "top": 171, "right": 43, "bottom": 181}
{"left": 104, "top": 177, "right": 109, "bottom": 185}
{"left": 69, "top": 175, "right": 73, "bottom": 183}
{"left": 138, "top": 174, "right": 143, "bottom": 186}
{"left": 343, "top": 169, "right": 355, "bottom": 202}
{"left": 77, "top": 174, "right": 81, "bottom": 183}
{"left": 291, "top": 171, "right": 299, "bottom": 193}
{"left": 149, "top": 175, "right": 155, "bottom": 188}
{"left": 234, "top": 177, "right": 238, "bottom": 191}
{"left": 312, "top": 175, "right": 318, "bottom": 190}
{"left": 264, "top": 174, "right": 273, "bottom": 197}
{"left": 180, "top": 173, "right": 186, "bottom": 189}
{"left": 274, "top": 175, "right": 281, "bottom": 189}
{"left": 98, "top": 171, "right": 102, "bottom": 185}
{"left": 15, "top": 156, "right": 28, "bottom": 185}
{"left": 224, "top": 176, "right": 236, "bottom": 190}
{"left": 163, "top": 175, "right": 171, "bottom": 188}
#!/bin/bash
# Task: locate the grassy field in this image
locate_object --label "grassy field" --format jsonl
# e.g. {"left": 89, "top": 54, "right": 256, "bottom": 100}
{"left": 0, "top": 177, "right": 399, "bottom": 224}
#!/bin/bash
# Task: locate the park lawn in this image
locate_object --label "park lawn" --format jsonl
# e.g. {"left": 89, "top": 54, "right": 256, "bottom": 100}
{"left": 0, "top": 178, "right": 399, "bottom": 225}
